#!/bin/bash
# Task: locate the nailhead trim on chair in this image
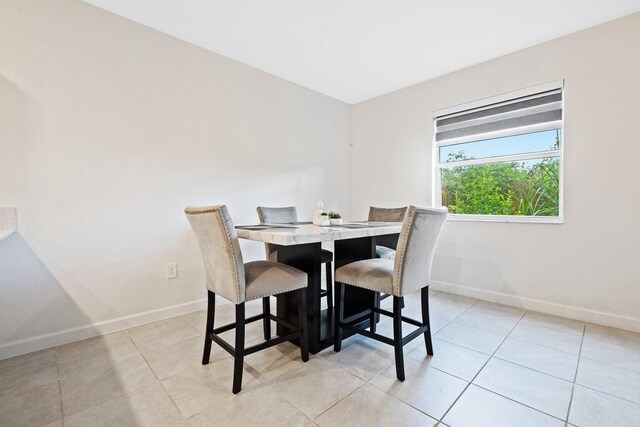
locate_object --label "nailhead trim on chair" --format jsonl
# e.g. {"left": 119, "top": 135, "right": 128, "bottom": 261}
{"left": 184, "top": 204, "right": 226, "bottom": 214}
{"left": 216, "top": 207, "right": 243, "bottom": 304}
{"left": 335, "top": 279, "right": 389, "bottom": 294}
{"left": 392, "top": 205, "right": 418, "bottom": 297}
{"left": 246, "top": 282, "right": 308, "bottom": 301}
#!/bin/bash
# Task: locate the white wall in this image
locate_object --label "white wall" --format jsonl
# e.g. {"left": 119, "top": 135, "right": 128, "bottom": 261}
{"left": 350, "top": 13, "right": 640, "bottom": 330}
{"left": 3, "top": 2, "right": 640, "bottom": 359}
{"left": 0, "top": 0, "right": 350, "bottom": 357}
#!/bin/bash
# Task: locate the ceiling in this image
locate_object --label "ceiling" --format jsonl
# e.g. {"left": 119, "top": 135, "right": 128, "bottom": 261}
{"left": 82, "top": 0, "right": 640, "bottom": 104}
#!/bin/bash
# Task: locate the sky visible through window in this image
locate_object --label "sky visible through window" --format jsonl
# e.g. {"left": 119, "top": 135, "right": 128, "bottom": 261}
{"left": 439, "top": 129, "right": 560, "bottom": 163}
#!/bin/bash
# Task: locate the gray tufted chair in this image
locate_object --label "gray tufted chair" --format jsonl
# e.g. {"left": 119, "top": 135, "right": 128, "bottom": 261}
{"left": 334, "top": 206, "right": 448, "bottom": 381}
{"left": 367, "top": 206, "right": 408, "bottom": 331}
{"left": 257, "top": 206, "right": 334, "bottom": 308}
{"left": 185, "top": 205, "right": 309, "bottom": 393}
{"left": 369, "top": 206, "right": 407, "bottom": 260}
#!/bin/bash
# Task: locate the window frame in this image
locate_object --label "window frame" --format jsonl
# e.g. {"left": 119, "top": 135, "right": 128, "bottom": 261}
{"left": 432, "top": 81, "right": 565, "bottom": 224}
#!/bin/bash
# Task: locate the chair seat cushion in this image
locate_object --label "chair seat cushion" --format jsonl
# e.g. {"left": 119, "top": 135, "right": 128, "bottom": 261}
{"left": 244, "top": 261, "right": 307, "bottom": 301}
{"left": 375, "top": 245, "right": 396, "bottom": 260}
{"left": 321, "top": 249, "right": 333, "bottom": 263}
{"left": 335, "top": 258, "right": 394, "bottom": 294}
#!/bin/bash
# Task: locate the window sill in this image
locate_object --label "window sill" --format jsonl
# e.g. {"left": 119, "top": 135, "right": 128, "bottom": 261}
{"left": 447, "top": 214, "right": 564, "bottom": 224}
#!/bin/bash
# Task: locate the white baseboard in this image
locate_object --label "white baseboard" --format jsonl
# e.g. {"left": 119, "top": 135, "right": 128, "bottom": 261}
{"left": 4, "top": 281, "right": 639, "bottom": 360}
{"left": 0, "top": 298, "right": 216, "bottom": 360}
{"left": 431, "top": 280, "right": 640, "bottom": 333}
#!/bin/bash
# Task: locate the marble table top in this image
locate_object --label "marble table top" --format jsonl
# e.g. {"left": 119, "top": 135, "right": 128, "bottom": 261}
{"left": 235, "top": 222, "right": 402, "bottom": 246}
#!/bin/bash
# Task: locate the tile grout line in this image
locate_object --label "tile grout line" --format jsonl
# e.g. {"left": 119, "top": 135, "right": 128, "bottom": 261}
{"left": 469, "top": 382, "right": 568, "bottom": 423}
{"left": 124, "top": 327, "right": 191, "bottom": 421}
{"left": 185, "top": 306, "right": 318, "bottom": 422}
{"left": 497, "top": 333, "right": 581, "bottom": 356}
{"left": 435, "top": 324, "right": 580, "bottom": 362}
{"left": 479, "top": 310, "right": 580, "bottom": 423}
{"left": 570, "top": 383, "right": 640, "bottom": 406}
{"left": 466, "top": 312, "right": 579, "bottom": 424}
{"left": 564, "top": 323, "right": 587, "bottom": 427}
{"left": 430, "top": 298, "right": 490, "bottom": 423}
{"left": 417, "top": 304, "right": 576, "bottom": 422}
{"left": 518, "top": 314, "right": 585, "bottom": 335}
{"left": 489, "top": 353, "right": 577, "bottom": 382}
{"left": 312, "top": 379, "right": 369, "bottom": 421}
{"left": 428, "top": 298, "right": 504, "bottom": 356}
{"left": 255, "top": 350, "right": 364, "bottom": 422}
{"left": 436, "top": 306, "right": 530, "bottom": 423}
{"left": 313, "top": 292, "right": 450, "bottom": 423}
{"left": 365, "top": 296, "right": 470, "bottom": 423}
{"left": 59, "top": 330, "right": 185, "bottom": 422}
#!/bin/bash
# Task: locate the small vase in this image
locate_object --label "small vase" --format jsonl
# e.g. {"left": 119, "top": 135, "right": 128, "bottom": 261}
{"left": 330, "top": 218, "right": 343, "bottom": 225}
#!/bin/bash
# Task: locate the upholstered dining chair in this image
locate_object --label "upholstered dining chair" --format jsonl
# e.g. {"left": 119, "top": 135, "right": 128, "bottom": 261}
{"left": 368, "top": 206, "right": 407, "bottom": 260}
{"left": 185, "top": 205, "right": 309, "bottom": 394}
{"left": 257, "top": 206, "right": 334, "bottom": 308}
{"left": 334, "top": 206, "right": 448, "bottom": 381}
{"left": 367, "top": 206, "right": 408, "bottom": 331}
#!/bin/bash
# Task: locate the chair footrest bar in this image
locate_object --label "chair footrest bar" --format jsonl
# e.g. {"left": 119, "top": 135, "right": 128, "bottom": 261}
{"left": 372, "top": 307, "right": 393, "bottom": 317}
{"left": 268, "top": 314, "right": 300, "bottom": 331}
{"left": 212, "top": 322, "right": 236, "bottom": 335}
{"left": 339, "top": 318, "right": 428, "bottom": 348}
{"left": 401, "top": 326, "right": 429, "bottom": 346}
{"left": 213, "top": 313, "right": 265, "bottom": 334}
{"left": 401, "top": 316, "right": 423, "bottom": 327}
{"left": 370, "top": 307, "right": 423, "bottom": 327}
{"left": 342, "top": 311, "right": 373, "bottom": 326}
{"left": 244, "top": 331, "right": 302, "bottom": 356}
{"left": 210, "top": 328, "right": 304, "bottom": 358}
{"left": 246, "top": 313, "right": 266, "bottom": 324}
{"left": 210, "top": 333, "right": 235, "bottom": 357}
{"left": 341, "top": 323, "right": 395, "bottom": 346}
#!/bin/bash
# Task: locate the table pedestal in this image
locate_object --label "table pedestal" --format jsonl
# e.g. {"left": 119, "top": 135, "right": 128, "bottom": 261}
{"left": 275, "top": 236, "right": 386, "bottom": 354}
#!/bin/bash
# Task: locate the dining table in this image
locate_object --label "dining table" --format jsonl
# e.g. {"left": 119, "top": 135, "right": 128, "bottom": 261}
{"left": 235, "top": 221, "right": 402, "bottom": 354}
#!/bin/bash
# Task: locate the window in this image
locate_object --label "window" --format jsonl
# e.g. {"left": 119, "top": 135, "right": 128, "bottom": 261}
{"left": 433, "top": 81, "right": 564, "bottom": 222}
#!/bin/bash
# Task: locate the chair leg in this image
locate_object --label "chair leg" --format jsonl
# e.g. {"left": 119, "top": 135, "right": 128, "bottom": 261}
{"left": 298, "top": 287, "right": 309, "bottom": 362}
{"left": 334, "top": 282, "right": 345, "bottom": 352}
{"left": 262, "top": 297, "right": 271, "bottom": 340}
{"left": 421, "top": 287, "right": 433, "bottom": 356}
{"left": 325, "top": 261, "right": 333, "bottom": 309}
{"left": 202, "top": 291, "right": 215, "bottom": 365}
{"left": 393, "top": 296, "right": 405, "bottom": 381}
{"left": 232, "top": 303, "right": 245, "bottom": 394}
{"left": 370, "top": 292, "right": 380, "bottom": 333}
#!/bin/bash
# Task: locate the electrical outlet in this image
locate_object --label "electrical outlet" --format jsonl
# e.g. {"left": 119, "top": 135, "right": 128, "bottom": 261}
{"left": 166, "top": 263, "right": 177, "bottom": 279}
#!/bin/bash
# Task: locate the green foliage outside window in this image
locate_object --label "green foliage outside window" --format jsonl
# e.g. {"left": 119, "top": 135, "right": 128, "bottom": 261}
{"left": 441, "top": 133, "right": 560, "bottom": 216}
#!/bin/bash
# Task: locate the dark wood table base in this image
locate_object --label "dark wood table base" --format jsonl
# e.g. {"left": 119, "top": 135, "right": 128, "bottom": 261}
{"left": 275, "top": 235, "right": 395, "bottom": 354}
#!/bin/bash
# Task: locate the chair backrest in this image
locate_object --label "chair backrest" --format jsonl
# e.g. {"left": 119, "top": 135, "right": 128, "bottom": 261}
{"left": 392, "top": 206, "right": 448, "bottom": 296}
{"left": 256, "top": 206, "right": 298, "bottom": 260}
{"left": 368, "top": 206, "right": 407, "bottom": 222}
{"left": 256, "top": 206, "right": 298, "bottom": 224}
{"left": 185, "top": 205, "right": 246, "bottom": 304}
{"left": 369, "top": 206, "right": 407, "bottom": 249}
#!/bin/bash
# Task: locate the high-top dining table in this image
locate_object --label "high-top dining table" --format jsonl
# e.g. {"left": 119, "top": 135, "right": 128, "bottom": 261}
{"left": 236, "top": 221, "right": 402, "bottom": 354}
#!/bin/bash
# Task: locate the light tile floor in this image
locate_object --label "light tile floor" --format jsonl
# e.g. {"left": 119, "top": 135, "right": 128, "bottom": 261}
{"left": 2, "top": 290, "right": 640, "bottom": 427}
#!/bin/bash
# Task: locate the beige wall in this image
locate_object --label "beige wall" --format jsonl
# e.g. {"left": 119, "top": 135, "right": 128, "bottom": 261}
{"left": 0, "top": 0, "right": 350, "bottom": 357}
{"left": 350, "top": 13, "right": 640, "bottom": 330}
